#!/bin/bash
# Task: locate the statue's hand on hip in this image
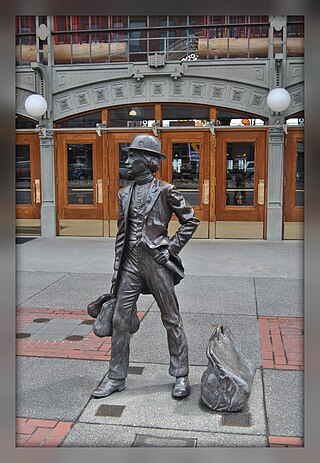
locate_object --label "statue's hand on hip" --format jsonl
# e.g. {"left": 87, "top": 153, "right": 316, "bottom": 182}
{"left": 153, "top": 248, "right": 170, "bottom": 265}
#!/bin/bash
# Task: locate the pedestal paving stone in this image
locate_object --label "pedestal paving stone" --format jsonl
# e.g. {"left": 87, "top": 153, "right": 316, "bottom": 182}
{"left": 62, "top": 423, "right": 267, "bottom": 447}
{"left": 19, "top": 272, "right": 155, "bottom": 311}
{"left": 16, "top": 357, "right": 108, "bottom": 421}
{"left": 78, "top": 364, "right": 266, "bottom": 437}
{"left": 263, "top": 370, "right": 304, "bottom": 437}
{"left": 130, "top": 312, "right": 261, "bottom": 368}
{"left": 158, "top": 275, "right": 257, "bottom": 315}
{"left": 16, "top": 271, "right": 68, "bottom": 305}
{"left": 255, "top": 277, "right": 304, "bottom": 316}
{"left": 29, "top": 318, "right": 82, "bottom": 335}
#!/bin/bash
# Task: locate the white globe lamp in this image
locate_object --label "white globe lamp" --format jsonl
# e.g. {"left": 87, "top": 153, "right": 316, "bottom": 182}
{"left": 24, "top": 94, "right": 48, "bottom": 118}
{"left": 266, "top": 88, "right": 291, "bottom": 113}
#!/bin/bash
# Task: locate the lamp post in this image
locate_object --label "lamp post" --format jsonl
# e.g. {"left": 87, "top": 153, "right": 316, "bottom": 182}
{"left": 266, "top": 87, "right": 291, "bottom": 241}
{"left": 24, "top": 92, "right": 56, "bottom": 237}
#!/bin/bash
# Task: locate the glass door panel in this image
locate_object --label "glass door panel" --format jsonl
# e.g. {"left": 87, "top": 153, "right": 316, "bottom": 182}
{"left": 295, "top": 141, "right": 304, "bottom": 207}
{"left": 226, "top": 142, "right": 255, "bottom": 206}
{"left": 67, "top": 144, "right": 93, "bottom": 205}
{"left": 161, "top": 131, "right": 210, "bottom": 227}
{"left": 172, "top": 142, "right": 200, "bottom": 206}
{"left": 16, "top": 144, "right": 32, "bottom": 205}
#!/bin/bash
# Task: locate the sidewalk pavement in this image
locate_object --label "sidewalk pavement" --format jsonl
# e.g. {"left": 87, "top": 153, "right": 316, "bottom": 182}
{"left": 15, "top": 237, "right": 304, "bottom": 448}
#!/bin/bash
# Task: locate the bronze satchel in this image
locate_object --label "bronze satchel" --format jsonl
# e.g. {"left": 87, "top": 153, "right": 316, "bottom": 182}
{"left": 200, "top": 324, "right": 256, "bottom": 412}
{"left": 87, "top": 293, "right": 140, "bottom": 337}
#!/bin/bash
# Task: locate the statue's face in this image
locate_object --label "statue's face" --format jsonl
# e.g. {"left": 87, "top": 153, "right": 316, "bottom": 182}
{"left": 125, "top": 151, "right": 150, "bottom": 178}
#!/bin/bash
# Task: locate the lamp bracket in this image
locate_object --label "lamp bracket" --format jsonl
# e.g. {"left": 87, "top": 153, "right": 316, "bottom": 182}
{"left": 36, "top": 124, "right": 53, "bottom": 139}
{"left": 96, "top": 121, "right": 107, "bottom": 137}
{"left": 209, "top": 119, "right": 215, "bottom": 135}
{"left": 152, "top": 120, "right": 160, "bottom": 136}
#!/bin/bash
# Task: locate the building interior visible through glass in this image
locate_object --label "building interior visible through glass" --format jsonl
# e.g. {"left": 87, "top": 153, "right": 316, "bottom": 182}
{"left": 67, "top": 144, "right": 93, "bottom": 205}
{"left": 16, "top": 15, "right": 304, "bottom": 66}
{"left": 296, "top": 141, "right": 304, "bottom": 207}
{"left": 16, "top": 145, "right": 31, "bottom": 205}
{"left": 226, "top": 142, "right": 255, "bottom": 206}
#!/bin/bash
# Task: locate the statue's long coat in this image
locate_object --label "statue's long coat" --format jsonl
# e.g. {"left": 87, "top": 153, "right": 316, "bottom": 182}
{"left": 113, "top": 176, "right": 200, "bottom": 294}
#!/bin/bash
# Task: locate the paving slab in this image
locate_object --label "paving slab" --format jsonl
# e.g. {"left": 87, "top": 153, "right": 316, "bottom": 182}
{"left": 16, "top": 357, "right": 108, "bottom": 421}
{"left": 255, "top": 277, "right": 304, "bottom": 316}
{"left": 130, "top": 312, "right": 261, "bottom": 368}
{"left": 62, "top": 422, "right": 267, "bottom": 447}
{"left": 263, "top": 369, "right": 304, "bottom": 437}
{"left": 17, "top": 272, "right": 155, "bottom": 312}
{"left": 31, "top": 319, "right": 82, "bottom": 335}
{"left": 78, "top": 364, "right": 266, "bottom": 437}
{"left": 16, "top": 237, "right": 303, "bottom": 279}
{"left": 16, "top": 271, "right": 68, "bottom": 305}
{"left": 159, "top": 275, "right": 257, "bottom": 315}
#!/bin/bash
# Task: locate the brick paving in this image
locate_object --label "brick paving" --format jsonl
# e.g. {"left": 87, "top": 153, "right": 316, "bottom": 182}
{"left": 268, "top": 436, "right": 304, "bottom": 447}
{"left": 16, "top": 307, "right": 146, "bottom": 361}
{"left": 259, "top": 316, "right": 304, "bottom": 370}
{"left": 16, "top": 418, "right": 73, "bottom": 447}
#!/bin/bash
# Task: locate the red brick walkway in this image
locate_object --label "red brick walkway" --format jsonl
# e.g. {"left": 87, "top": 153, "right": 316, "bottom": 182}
{"left": 268, "top": 436, "right": 304, "bottom": 447}
{"left": 16, "top": 307, "right": 146, "bottom": 361}
{"left": 16, "top": 418, "right": 73, "bottom": 447}
{"left": 259, "top": 316, "right": 304, "bottom": 370}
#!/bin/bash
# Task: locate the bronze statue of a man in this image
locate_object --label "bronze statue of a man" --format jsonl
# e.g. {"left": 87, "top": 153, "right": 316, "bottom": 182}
{"left": 92, "top": 134, "right": 199, "bottom": 399}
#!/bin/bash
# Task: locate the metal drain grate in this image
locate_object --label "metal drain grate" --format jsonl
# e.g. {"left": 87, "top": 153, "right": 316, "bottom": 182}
{"left": 16, "top": 333, "right": 31, "bottom": 339}
{"left": 33, "top": 318, "right": 50, "bottom": 323}
{"left": 128, "top": 366, "right": 144, "bottom": 375}
{"left": 95, "top": 404, "right": 125, "bottom": 417}
{"left": 133, "top": 434, "right": 197, "bottom": 447}
{"left": 64, "top": 335, "right": 84, "bottom": 341}
{"left": 221, "top": 413, "right": 251, "bottom": 427}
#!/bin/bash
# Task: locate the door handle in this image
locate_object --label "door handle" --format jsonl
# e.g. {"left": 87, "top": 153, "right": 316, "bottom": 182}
{"left": 202, "top": 179, "right": 209, "bottom": 204}
{"left": 258, "top": 179, "right": 264, "bottom": 205}
{"left": 34, "top": 179, "right": 41, "bottom": 203}
{"left": 96, "top": 179, "right": 103, "bottom": 203}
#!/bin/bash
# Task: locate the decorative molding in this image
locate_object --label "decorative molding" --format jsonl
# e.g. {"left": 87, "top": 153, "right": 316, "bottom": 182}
{"left": 287, "top": 61, "right": 304, "bottom": 86}
{"left": 184, "top": 61, "right": 269, "bottom": 88}
{"left": 16, "top": 72, "right": 36, "bottom": 91}
{"left": 53, "top": 65, "right": 132, "bottom": 93}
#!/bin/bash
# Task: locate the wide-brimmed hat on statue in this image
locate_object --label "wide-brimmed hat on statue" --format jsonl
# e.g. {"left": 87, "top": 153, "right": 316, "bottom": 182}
{"left": 123, "top": 134, "right": 166, "bottom": 160}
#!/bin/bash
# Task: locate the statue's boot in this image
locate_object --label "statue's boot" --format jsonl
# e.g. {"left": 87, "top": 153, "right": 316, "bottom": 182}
{"left": 92, "top": 378, "right": 126, "bottom": 398}
{"left": 172, "top": 375, "right": 190, "bottom": 399}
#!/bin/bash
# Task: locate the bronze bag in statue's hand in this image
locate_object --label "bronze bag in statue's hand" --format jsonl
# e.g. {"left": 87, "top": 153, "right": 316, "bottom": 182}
{"left": 92, "top": 298, "right": 140, "bottom": 337}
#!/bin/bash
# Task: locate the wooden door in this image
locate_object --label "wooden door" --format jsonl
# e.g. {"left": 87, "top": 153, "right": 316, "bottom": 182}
{"left": 283, "top": 128, "right": 304, "bottom": 239}
{"left": 161, "top": 131, "right": 210, "bottom": 238}
{"left": 16, "top": 133, "right": 41, "bottom": 220}
{"left": 56, "top": 133, "right": 104, "bottom": 236}
{"left": 215, "top": 129, "right": 267, "bottom": 238}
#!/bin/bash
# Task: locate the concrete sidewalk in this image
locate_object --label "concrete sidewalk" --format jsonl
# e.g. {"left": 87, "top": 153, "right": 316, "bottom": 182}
{"left": 15, "top": 237, "right": 304, "bottom": 448}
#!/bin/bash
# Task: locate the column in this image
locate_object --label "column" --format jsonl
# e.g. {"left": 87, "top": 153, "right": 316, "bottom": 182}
{"left": 266, "top": 126, "right": 285, "bottom": 240}
{"left": 39, "top": 125, "right": 56, "bottom": 237}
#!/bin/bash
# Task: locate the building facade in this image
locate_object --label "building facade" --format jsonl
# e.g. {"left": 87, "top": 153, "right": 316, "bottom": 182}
{"left": 15, "top": 15, "right": 304, "bottom": 240}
